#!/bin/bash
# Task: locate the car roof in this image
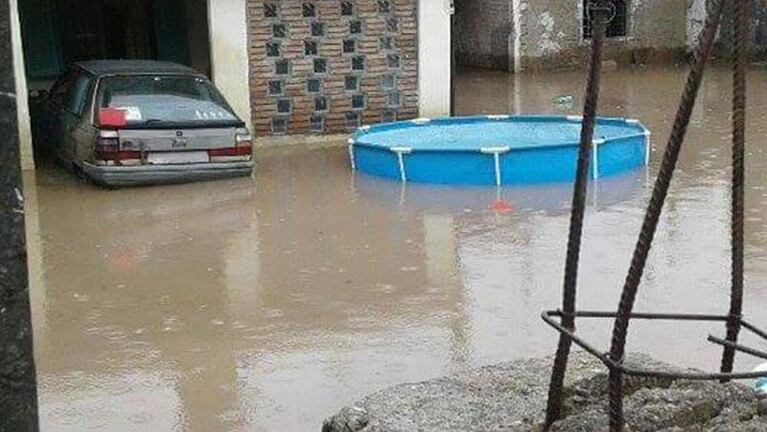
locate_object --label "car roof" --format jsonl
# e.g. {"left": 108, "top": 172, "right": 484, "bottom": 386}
{"left": 74, "top": 60, "right": 204, "bottom": 77}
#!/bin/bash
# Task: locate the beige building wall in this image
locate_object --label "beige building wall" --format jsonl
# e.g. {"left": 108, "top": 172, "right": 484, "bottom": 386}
{"left": 418, "top": 0, "right": 452, "bottom": 117}
{"left": 208, "top": 0, "right": 253, "bottom": 129}
{"left": 513, "top": 0, "right": 688, "bottom": 71}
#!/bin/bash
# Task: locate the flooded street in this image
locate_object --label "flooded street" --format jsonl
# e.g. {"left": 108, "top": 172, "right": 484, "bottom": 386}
{"left": 25, "top": 66, "right": 767, "bottom": 431}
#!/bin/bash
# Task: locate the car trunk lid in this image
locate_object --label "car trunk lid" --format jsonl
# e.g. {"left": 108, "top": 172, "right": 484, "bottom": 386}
{"left": 117, "top": 127, "right": 237, "bottom": 153}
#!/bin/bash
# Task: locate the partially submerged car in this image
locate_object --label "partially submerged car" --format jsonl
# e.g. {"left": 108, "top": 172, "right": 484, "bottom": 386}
{"left": 33, "top": 60, "right": 253, "bottom": 187}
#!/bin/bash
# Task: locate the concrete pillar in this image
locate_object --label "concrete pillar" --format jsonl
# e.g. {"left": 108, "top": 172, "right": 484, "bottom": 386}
{"left": 418, "top": 0, "right": 452, "bottom": 117}
{"left": 10, "top": 0, "right": 33, "bottom": 170}
{"left": 207, "top": 0, "right": 252, "bottom": 129}
{"left": 23, "top": 171, "right": 47, "bottom": 353}
{"left": 1, "top": 0, "right": 39, "bottom": 426}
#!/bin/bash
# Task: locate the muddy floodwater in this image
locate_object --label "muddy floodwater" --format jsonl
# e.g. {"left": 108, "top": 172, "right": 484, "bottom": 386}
{"left": 25, "top": 66, "right": 767, "bottom": 431}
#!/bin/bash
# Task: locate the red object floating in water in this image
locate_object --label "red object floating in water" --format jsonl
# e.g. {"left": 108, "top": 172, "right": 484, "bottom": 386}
{"left": 99, "top": 108, "right": 127, "bottom": 128}
{"left": 491, "top": 200, "right": 513, "bottom": 213}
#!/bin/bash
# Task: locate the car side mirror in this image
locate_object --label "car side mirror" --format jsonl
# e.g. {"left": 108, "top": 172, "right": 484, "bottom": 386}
{"left": 30, "top": 90, "right": 48, "bottom": 100}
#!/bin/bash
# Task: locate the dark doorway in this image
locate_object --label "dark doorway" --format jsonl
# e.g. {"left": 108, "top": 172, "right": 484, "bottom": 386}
{"left": 19, "top": 0, "right": 211, "bottom": 81}
{"left": 452, "top": 0, "right": 513, "bottom": 71}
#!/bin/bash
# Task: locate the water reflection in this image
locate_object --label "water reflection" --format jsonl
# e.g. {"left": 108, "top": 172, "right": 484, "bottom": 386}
{"left": 28, "top": 167, "right": 257, "bottom": 431}
{"left": 353, "top": 169, "right": 647, "bottom": 215}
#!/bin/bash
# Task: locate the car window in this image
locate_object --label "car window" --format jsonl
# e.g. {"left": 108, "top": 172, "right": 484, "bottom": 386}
{"left": 49, "top": 71, "right": 77, "bottom": 107}
{"left": 96, "top": 75, "right": 239, "bottom": 127}
{"left": 65, "top": 73, "right": 93, "bottom": 116}
{"left": 49, "top": 70, "right": 93, "bottom": 116}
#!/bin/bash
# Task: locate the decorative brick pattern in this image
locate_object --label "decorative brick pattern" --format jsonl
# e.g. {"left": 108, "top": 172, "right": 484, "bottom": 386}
{"left": 248, "top": 1, "right": 418, "bottom": 136}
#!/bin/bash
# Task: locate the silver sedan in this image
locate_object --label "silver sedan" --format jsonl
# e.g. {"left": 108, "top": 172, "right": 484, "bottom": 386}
{"left": 33, "top": 60, "right": 254, "bottom": 187}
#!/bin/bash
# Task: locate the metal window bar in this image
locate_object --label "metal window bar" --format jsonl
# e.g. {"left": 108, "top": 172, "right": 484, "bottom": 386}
{"left": 583, "top": 0, "right": 628, "bottom": 39}
{"left": 541, "top": 1, "right": 767, "bottom": 431}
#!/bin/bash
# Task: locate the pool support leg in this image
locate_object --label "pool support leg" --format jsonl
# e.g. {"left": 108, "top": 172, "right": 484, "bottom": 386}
{"left": 481, "top": 146, "right": 511, "bottom": 186}
{"left": 645, "top": 131, "right": 652, "bottom": 167}
{"left": 390, "top": 147, "right": 413, "bottom": 183}
{"left": 347, "top": 139, "right": 356, "bottom": 171}
{"left": 592, "top": 139, "right": 604, "bottom": 180}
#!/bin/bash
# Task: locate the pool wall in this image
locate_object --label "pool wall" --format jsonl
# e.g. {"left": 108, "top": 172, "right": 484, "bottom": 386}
{"left": 349, "top": 115, "right": 650, "bottom": 185}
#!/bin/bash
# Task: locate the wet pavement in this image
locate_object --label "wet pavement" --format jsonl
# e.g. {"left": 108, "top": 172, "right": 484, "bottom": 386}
{"left": 25, "top": 65, "right": 767, "bottom": 431}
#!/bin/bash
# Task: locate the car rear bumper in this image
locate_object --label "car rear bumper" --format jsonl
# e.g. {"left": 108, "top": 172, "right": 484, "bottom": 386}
{"left": 82, "top": 161, "right": 254, "bottom": 187}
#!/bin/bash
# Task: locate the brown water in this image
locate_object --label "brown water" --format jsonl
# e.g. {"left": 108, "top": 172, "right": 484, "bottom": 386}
{"left": 25, "top": 66, "right": 767, "bottom": 431}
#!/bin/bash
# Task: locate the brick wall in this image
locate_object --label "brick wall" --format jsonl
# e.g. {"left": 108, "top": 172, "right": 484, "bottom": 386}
{"left": 453, "top": 0, "right": 512, "bottom": 70}
{"left": 247, "top": 0, "right": 418, "bottom": 136}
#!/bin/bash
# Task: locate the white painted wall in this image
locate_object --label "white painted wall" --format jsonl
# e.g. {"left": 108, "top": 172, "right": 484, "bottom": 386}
{"left": 512, "top": 0, "right": 523, "bottom": 73}
{"left": 418, "top": 0, "right": 452, "bottom": 117}
{"left": 207, "top": 0, "right": 252, "bottom": 129}
{"left": 687, "top": 0, "right": 707, "bottom": 49}
{"left": 10, "top": 0, "right": 33, "bottom": 170}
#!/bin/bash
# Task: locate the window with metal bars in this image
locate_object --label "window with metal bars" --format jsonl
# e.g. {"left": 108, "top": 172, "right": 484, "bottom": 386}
{"left": 341, "top": 1, "right": 354, "bottom": 16}
{"left": 382, "top": 110, "right": 397, "bottom": 123}
{"left": 272, "top": 117, "right": 287, "bottom": 133}
{"left": 302, "top": 2, "right": 316, "bottom": 17}
{"left": 351, "top": 94, "right": 366, "bottom": 110}
{"left": 272, "top": 23, "right": 287, "bottom": 38}
{"left": 343, "top": 39, "right": 357, "bottom": 54}
{"left": 582, "top": 0, "right": 628, "bottom": 39}
{"left": 345, "top": 76, "right": 360, "bottom": 91}
{"left": 313, "top": 58, "right": 328, "bottom": 74}
{"left": 311, "top": 22, "right": 326, "bottom": 37}
{"left": 314, "top": 96, "right": 329, "bottom": 112}
{"left": 305, "top": 40, "right": 319, "bottom": 56}
{"left": 268, "top": 80, "right": 284, "bottom": 96}
{"left": 266, "top": 41, "right": 281, "bottom": 57}
{"left": 352, "top": 56, "right": 365, "bottom": 71}
{"left": 264, "top": 3, "right": 278, "bottom": 18}
{"left": 307, "top": 78, "right": 322, "bottom": 93}
{"left": 275, "top": 60, "right": 290, "bottom": 76}
{"left": 345, "top": 112, "right": 361, "bottom": 129}
{"left": 309, "top": 115, "right": 325, "bottom": 132}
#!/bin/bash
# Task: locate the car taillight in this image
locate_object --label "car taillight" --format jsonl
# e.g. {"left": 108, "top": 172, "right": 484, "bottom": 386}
{"left": 94, "top": 132, "right": 140, "bottom": 161}
{"left": 208, "top": 146, "right": 252, "bottom": 157}
{"left": 208, "top": 129, "right": 253, "bottom": 157}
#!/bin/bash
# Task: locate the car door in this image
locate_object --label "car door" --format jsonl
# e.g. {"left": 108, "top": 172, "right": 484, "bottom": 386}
{"left": 59, "top": 70, "right": 96, "bottom": 165}
{"left": 44, "top": 69, "right": 94, "bottom": 165}
{"left": 43, "top": 70, "right": 77, "bottom": 163}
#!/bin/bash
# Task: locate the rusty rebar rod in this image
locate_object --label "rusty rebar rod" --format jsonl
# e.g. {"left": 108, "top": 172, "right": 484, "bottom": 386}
{"left": 710, "top": 336, "right": 767, "bottom": 361}
{"left": 721, "top": 0, "right": 749, "bottom": 381}
{"left": 0, "top": 1, "right": 39, "bottom": 431}
{"left": 605, "top": 0, "right": 725, "bottom": 429}
{"left": 541, "top": 2, "right": 767, "bottom": 430}
{"left": 541, "top": 312, "right": 767, "bottom": 381}
{"left": 543, "top": 0, "right": 609, "bottom": 428}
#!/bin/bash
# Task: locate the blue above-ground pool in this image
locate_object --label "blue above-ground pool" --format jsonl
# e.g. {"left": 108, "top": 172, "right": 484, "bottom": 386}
{"left": 348, "top": 115, "right": 651, "bottom": 185}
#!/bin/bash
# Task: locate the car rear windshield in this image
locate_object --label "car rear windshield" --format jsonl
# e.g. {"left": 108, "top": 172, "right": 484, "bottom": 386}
{"left": 96, "top": 75, "right": 241, "bottom": 128}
